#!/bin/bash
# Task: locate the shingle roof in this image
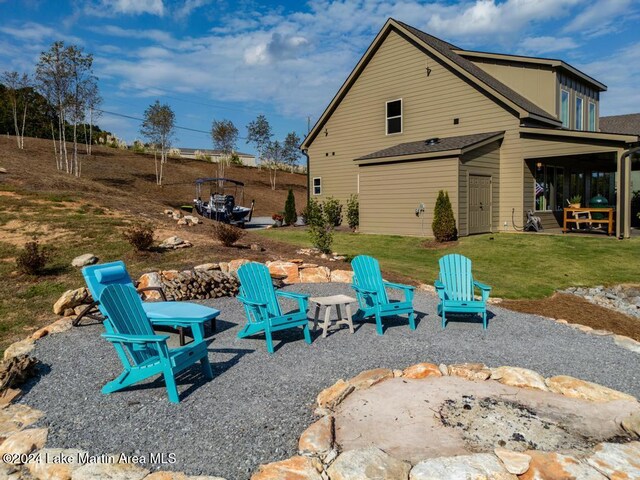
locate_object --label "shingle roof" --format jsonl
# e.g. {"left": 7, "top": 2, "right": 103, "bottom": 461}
{"left": 395, "top": 20, "right": 559, "bottom": 124}
{"left": 599, "top": 114, "right": 640, "bottom": 136}
{"left": 356, "top": 131, "right": 504, "bottom": 161}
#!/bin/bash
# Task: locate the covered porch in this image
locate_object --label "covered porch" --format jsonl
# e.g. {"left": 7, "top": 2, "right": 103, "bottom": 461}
{"left": 521, "top": 128, "right": 638, "bottom": 238}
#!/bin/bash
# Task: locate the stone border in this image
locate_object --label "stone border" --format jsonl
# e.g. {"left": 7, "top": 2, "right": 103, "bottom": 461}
{"left": 252, "top": 363, "right": 640, "bottom": 479}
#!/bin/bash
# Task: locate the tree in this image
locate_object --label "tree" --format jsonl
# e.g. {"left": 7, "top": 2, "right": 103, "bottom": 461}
{"left": 284, "top": 189, "right": 297, "bottom": 225}
{"left": 211, "top": 119, "right": 238, "bottom": 182}
{"left": 1, "top": 71, "right": 31, "bottom": 149}
{"left": 141, "top": 100, "right": 175, "bottom": 185}
{"left": 263, "top": 139, "right": 284, "bottom": 190}
{"left": 432, "top": 190, "right": 458, "bottom": 242}
{"left": 282, "top": 131, "right": 301, "bottom": 173}
{"left": 246, "top": 114, "right": 272, "bottom": 167}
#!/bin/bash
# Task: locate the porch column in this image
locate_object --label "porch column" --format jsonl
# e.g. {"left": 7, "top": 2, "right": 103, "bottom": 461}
{"left": 616, "top": 150, "right": 632, "bottom": 238}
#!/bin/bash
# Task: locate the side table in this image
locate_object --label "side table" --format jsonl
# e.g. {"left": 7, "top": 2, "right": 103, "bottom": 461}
{"left": 309, "top": 294, "right": 356, "bottom": 338}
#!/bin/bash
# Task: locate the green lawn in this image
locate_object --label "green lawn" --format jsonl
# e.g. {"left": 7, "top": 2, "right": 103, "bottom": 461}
{"left": 257, "top": 229, "right": 640, "bottom": 299}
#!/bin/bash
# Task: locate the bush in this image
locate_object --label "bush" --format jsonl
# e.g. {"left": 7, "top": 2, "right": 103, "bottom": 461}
{"left": 284, "top": 189, "right": 297, "bottom": 226}
{"left": 432, "top": 190, "right": 458, "bottom": 242}
{"left": 323, "top": 197, "right": 343, "bottom": 226}
{"left": 309, "top": 223, "right": 333, "bottom": 254}
{"left": 16, "top": 239, "right": 49, "bottom": 275}
{"left": 213, "top": 222, "right": 245, "bottom": 247}
{"left": 123, "top": 224, "right": 155, "bottom": 251}
{"left": 229, "top": 152, "right": 243, "bottom": 166}
{"left": 301, "top": 198, "right": 322, "bottom": 226}
{"left": 346, "top": 194, "right": 359, "bottom": 231}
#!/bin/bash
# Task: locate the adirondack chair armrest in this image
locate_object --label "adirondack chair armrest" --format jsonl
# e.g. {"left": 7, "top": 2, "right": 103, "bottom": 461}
{"left": 276, "top": 291, "right": 309, "bottom": 310}
{"left": 434, "top": 280, "right": 446, "bottom": 299}
{"left": 101, "top": 333, "right": 170, "bottom": 345}
{"left": 236, "top": 296, "right": 268, "bottom": 308}
{"left": 474, "top": 281, "right": 492, "bottom": 302}
{"left": 136, "top": 286, "right": 167, "bottom": 301}
{"left": 351, "top": 284, "right": 378, "bottom": 295}
{"left": 383, "top": 281, "right": 414, "bottom": 291}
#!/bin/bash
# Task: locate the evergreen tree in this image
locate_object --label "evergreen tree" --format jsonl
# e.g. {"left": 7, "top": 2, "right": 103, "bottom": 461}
{"left": 432, "top": 190, "right": 458, "bottom": 242}
{"left": 284, "top": 189, "right": 297, "bottom": 225}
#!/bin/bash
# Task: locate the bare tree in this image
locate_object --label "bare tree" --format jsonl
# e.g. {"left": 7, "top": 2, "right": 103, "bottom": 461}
{"left": 2, "top": 71, "right": 31, "bottom": 149}
{"left": 283, "top": 131, "right": 301, "bottom": 173}
{"left": 84, "top": 81, "right": 102, "bottom": 156}
{"left": 141, "top": 100, "right": 175, "bottom": 186}
{"left": 246, "top": 114, "right": 272, "bottom": 168}
{"left": 211, "top": 119, "right": 238, "bottom": 183}
{"left": 263, "top": 140, "right": 284, "bottom": 190}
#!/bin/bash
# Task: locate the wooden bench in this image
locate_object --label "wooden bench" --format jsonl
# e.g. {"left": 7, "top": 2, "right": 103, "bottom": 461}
{"left": 563, "top": 207, "right": 614, "bottom": 236}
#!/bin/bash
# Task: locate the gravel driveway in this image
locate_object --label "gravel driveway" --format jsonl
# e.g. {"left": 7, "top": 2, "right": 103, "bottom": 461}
{"left": 20, "top": 283, "right": 640, "bottom": 479}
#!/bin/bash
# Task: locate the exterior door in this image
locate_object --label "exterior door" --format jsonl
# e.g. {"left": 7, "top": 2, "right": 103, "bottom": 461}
{"left": 468, "top": 175, "right": 492, "bottom": 234}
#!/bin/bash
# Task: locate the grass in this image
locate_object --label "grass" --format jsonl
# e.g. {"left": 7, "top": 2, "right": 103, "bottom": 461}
{"left": 257, "top": 229, "right": 640, "bottom": 299}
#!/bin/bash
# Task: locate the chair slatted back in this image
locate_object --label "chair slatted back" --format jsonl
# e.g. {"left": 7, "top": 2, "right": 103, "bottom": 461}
{"left": 438, "top": 254, "right": 474, "bottom": 302}
{"left": 351, "top": 255, "right": 389, "bottom": 306}
{"left": 82, "top": 261, "right": 134, "bottom": 315}
{"left": 237, "top": 263, "right": 281, "bottom": 318}
{"left": 99, "top": 284, "right": 157, "bottom": 364}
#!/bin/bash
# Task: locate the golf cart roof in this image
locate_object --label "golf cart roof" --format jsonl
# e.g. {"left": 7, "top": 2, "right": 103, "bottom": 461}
{"left": 194, "top": 177, "right": 245, "bottom": 187}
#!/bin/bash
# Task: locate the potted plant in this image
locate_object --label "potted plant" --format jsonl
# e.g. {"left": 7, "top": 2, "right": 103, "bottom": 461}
{"left": 272, "top": 213, "right": 284, "bottom": 227}
{"left": 568, "top": 195, "right": 582, "bottom": 208}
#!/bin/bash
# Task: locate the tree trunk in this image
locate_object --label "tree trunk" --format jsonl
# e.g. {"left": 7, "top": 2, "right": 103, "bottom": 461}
{"left": 51, "top": 122, "right": 59, "bottom": 169}
{"left": 73, "top": 121, "right": 78, "bottom": 176}
{"left": 19, "top": 102, "right": 27, "bottom": 149}
{"left": 88, "top": 108, "right": 93, "bottom": 155}
{"left": 11, "top": 98, "right": 19, "bottom": 148}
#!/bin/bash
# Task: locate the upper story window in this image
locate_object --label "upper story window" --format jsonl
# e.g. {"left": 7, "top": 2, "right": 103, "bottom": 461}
{"left": 575, "top": 97, "right": 584, "bottom": 131}
{"left": 386, "top": 99, "right": 402, "bottom": 135}
{"left": 588, "top": 102, "right": 596, "bottom": 131}
{"left": 312, "top": 177, "right": 321, "bottom": 195}
{"left": 560, "top": 90, "right": 570, "bottom": 128}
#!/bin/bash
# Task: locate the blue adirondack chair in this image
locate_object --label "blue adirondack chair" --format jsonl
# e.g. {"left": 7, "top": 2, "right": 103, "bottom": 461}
{"left": 82, "top": 261, "right": 220, "bottom": 345}
{"left": 98, "top": 284, "right": 213, "bottom": 403}
{"left": 435, "top": 254, "right": 492, "bottom": 329}
{"left": 351, "top": 255, "right": 415, "bottom": 335}
{"left": 236, "top": 262, "right": 311, "bottom": 354}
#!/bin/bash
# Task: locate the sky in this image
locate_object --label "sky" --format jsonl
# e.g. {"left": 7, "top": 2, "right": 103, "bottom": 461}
{"left": 0, "top": 0, "right": 639, "bottom": 154}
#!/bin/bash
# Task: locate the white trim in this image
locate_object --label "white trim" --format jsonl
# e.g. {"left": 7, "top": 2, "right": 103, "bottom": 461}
{"left": 312, "top": 177, "right": 322, "bottom": 195}
{"left": 385, "top": 98, "right": 403, "bottom": 135}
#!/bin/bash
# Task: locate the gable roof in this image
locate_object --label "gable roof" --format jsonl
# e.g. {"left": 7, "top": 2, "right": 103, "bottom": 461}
{"left": 302, "top": 19, "right": 561, "bottom": 149}
{"left": 599, "top": 113, "right": 640, "bottom": 136}
{"left": 355, "top": 131, "right": 504, "bottom": 165}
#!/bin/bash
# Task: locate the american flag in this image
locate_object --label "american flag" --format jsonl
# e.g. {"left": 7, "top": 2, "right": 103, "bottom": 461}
{"left": 535, "top": 182, "right": 544, "bottom": 196}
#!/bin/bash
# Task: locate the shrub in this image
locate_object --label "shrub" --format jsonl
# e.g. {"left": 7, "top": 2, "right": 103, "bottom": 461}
{"left": 346, "top": 194, "right": 359, "bottom": 231}
{"left": 309, "top": 223, "right": 333, "bottom": 254}
{"left": 284, "top": 189, "right": 297, "bottom": 225}
{"left": 229, "top": 152, "right": 243, "bottom": 166}
{"left": 432, "top": 190, "right": 458, "bottom": 242}
{"left": 323, "top": 197, "right": 343, "bottom": 226}
{"left": 301, "top": 198, "right": 322, "bottom": 226}
{"left": 123, "top": 224, "right": 155, "bottom": 251}
{"left": 213, "top": 222, "right": 245, "bottom": 247}
{"left": 16, "top": 239, "right": 49, "bottom": 275}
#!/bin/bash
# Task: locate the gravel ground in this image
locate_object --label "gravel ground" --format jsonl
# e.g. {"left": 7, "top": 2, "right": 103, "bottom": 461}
{"left": 20, "top": 283, "right": 640, "bottom": 479}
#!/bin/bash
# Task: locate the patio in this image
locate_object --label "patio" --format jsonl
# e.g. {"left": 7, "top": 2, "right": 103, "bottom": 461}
{"left": 19, "top": 283, "right": 640, "bottom": 479}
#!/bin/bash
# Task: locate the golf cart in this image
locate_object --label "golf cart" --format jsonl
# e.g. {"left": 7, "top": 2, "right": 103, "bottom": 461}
{"left": 193, "top": 177, "right": 254, "bottom": 227}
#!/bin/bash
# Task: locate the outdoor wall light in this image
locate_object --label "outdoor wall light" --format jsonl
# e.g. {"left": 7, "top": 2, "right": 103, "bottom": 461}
{"left": 425, "top": 66, "right": 432, "bottom": 76}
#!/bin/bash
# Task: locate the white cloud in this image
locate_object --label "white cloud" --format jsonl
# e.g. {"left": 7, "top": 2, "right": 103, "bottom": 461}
{"left": 0, "top": 22, "right": 82, "bottom": 44}
{"left": 518, "top": 36, "right": 578, "bottom": 55}
{"left": 99, "top": 0, "right": 164, "bottom": 16}
{"left": 95, "top": 25, "right": 174, "bottom": 43}
{"left": 175, "top": 0, "right": 210, "bottom": 19}
{"left": 564, "top": 0, "right": 633, "bottom": 34}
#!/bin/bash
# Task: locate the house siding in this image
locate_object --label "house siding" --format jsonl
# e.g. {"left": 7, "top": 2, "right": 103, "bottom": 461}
{"left": 359, "top": 158, "right": 458, "bottom": 236}
{"left": 307, "top": 28, "right": 521, "bottom": 235}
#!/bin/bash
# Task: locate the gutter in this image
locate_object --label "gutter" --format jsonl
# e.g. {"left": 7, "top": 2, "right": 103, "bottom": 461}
{"left": 302, "top": 149, "right": 310, "bottom": 204}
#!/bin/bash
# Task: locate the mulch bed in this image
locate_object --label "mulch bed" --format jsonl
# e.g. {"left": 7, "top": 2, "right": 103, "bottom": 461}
{"left": 501, "top": 293, "right": 640, "bottom": 342}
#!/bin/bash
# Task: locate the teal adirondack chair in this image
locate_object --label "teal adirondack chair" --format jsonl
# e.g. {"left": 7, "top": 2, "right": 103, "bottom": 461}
{"left": 98, "top": 284, "right": 213, "bottom": 403}
{"left": 351, "top": 255, "right": 415, "bottom": 335}
{"left": 236, "top": 262, "right": 311, "bottom": 354}
{"left": 435, "top": 254, "right": 492, "bottom": 329}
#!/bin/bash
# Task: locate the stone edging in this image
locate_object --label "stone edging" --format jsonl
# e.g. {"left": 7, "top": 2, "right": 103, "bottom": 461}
{"left": 251, "top": 363, "right": 640, "bottom": 480}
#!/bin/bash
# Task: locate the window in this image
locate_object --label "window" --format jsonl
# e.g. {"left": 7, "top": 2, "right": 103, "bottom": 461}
{"left": 535, "top": 164, "right": 564, "bottom": 211}
{"left": 588, "top": 102, "right": 596, "bottom": 131}
{"left": 386, "top": 99, "right": 402, "bottom": 135}
{"left": 560, "top": 90, "right": 570, "bottom": 128}
{"left": 312, "top": 177, "right": 321, "bottom": 195}
{"left": 575, "top": 97, "right": 584, "bottom": 130}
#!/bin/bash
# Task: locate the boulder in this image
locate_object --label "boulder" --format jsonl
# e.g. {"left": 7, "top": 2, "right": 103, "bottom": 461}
{"left": 250, "top": 243, "right": 264, "bottom": 251}
{"left": 184, "top": 215, "right": 201, "bottom": 225}
{"left": 586, "top": 441, "right": 640, "bottom": 479}
{"left": 299, "top": 266, "right": 330, "bottom": 283}
{"left": 3, "top": 339, "right": 35, "bottom": 361}
{"left": 267, "top": 261, "right": 299, "bottom": 284}
{"left": 31, "top": 317, "right": 73, "bottom": 339}
{"left": 613, "top": 334, "right": 640, "bottom": 354}
{"left": 194, "top": 263, "right": 219, "bottom": 271}
{"left": 298, "top": 416, "right": 334, "bottom": 456}
{"left": 490, "top": 366, "right": 548, "bottom": 391}
{"left": 73, "top": 462, "right": 150, "bottom": 480}
{"left": 0, "top": 388, "right": 22, "bottom": 406}
{"left": 348, "top": 368, "right": 393, "bottom": 390}
{"left": 0, "top": 404, "right": 43, "bottom": 438}
{"left": 520, "top": 451, "right": 606, "bottom": 480}
{"left": 330, "top": 270, "right": 354, "bottom": 283}
{"left": 251, "top": 456, "right": 322, "bottom": 480}
{"left": 448, "top": 363, "right": 491, "bottom": 381}
{"left": 159, "top": 236, "right": 192, "bottom": 249}
{"left": 317, "top": 379, "right": 354, "bottom": 410}
{"left": 621, "top": 411, "right": 640, "bottom": 437}
{"left": 228, "top": 259, "right": 250, "bottom": 275}
{"left": 494, "top": 448, "right": 531, "bottom": 475}
{"left": 0, "top": 354, "right": 38, "bottom": 389}
{"left": 0, "top": 428, "right": 48, "bottom": 463}
{"left": 410, "top": 453, "right": 515, "bottom": 480}
{"left": 53, "top": 287, "right": 88, "bottom": 315}
{"left": 0, "top": 167, "right": 7, "bottom": 174}
{"left": 328, "top": 447, "right": 411, "bottom": 480}
{"left": 27, "top": 448, "right": 87, "bottom": 480}
{"left": 402, "top": 363, "right": 442, "bottom": 379}
{"left": 545, "top": 375, "right": 637, "bottom": 402}
{"left": 71, "top": 253, "right": 98, "bottom": 268}
{"left": 137, "top": 272, "right": 164, "bottom": 300}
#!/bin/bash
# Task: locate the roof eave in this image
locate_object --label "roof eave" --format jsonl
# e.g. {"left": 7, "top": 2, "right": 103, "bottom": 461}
{"left": 520, "top": 127, "right": 638, "bottom": 143}
{"left": 354, "top": 148, "right": 461, "bottom": 165}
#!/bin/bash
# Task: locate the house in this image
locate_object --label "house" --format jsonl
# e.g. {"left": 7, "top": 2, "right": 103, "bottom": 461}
{"left": 177, "top": 148, "right": 257, "bottom": 167}
{"left": 301, "top": 19, "right": 639, "bottom": 238}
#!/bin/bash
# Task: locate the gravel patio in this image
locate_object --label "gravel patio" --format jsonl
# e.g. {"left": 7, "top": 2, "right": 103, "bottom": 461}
{"left": 20, "top": 283, "right": 640, "bottom": 479}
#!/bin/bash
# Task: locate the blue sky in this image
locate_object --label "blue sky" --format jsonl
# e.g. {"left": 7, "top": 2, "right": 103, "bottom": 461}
{"left": 0, "top": 0, "right": 639, "bottom": 154}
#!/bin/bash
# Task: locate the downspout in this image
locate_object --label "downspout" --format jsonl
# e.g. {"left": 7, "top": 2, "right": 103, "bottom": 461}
{"left": 302, "top": 148, "right": 310, "bottom": 205}
{"left": 619, "top": 145, "right": 640, "bottom": 239}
